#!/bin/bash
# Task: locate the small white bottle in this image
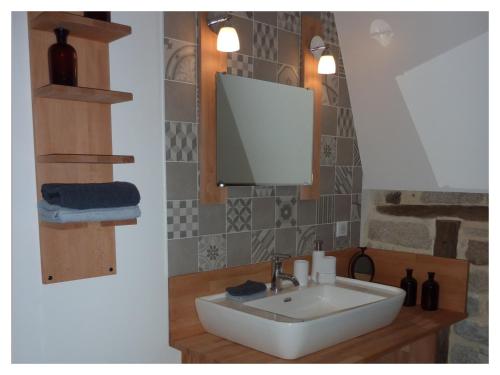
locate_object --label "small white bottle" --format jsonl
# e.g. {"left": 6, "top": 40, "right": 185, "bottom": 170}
{"left": 311, "top": 239, "right": 324, "bottom": 283}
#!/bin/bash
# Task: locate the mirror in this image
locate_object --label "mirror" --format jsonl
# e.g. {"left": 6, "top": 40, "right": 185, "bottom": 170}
{"left": 349, "top": 247, "right": 375, "bottom": 282}
{"left": 216, "top": 73, "right": 314, "bottom": 186}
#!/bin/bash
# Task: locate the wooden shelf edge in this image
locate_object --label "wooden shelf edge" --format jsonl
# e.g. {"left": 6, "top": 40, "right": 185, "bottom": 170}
{"left": 34, "top": 84, "right": 133, "bottom": 104}
{"left": 37, "top": 153, "right": 135, "bottom": 164}
{"left": 41, "top": 218, "right": 137, "bottom": 229}
{"left": 30, "top": 12, "right": 131, "bottom": 43}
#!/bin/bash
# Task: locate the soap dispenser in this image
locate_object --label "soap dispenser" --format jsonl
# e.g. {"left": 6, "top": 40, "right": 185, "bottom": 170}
{"left": 421, "top": 272, "right": 439, "bottom": 311}
{"left": 311, "top": 239, "right": 324, "bottom": 283}
{"left": 400, "top": 268, "right": 417, "bottom": 306}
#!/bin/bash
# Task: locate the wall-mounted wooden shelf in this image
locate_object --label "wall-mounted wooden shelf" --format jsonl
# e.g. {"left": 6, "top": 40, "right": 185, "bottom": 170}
{"left": 34, "top": 84, "right": 133, "bottom": 104}
{"left": 30, "top": 12, "right": 131, "bottom": 43}
{"left": 37, "top": 154, "right": 135, "bottom": 164}
{"left": 41, "top": 218, "right": 137, "bottom": 230}
{"left": 28, "top": 12, "right": 134, "bottom": 284}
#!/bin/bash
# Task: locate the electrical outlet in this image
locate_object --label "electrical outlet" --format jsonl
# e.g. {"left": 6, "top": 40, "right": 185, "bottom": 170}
{"left": 336, "top": 221, "right": 348, "bottom": 237}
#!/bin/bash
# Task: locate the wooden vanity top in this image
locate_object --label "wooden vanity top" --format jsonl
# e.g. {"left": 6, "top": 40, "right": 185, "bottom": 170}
{"left": 168, "top": 247, "right": 469, "bottom": 363}
{"left": 172, "top": 307, "right": 466, "bottom": 363}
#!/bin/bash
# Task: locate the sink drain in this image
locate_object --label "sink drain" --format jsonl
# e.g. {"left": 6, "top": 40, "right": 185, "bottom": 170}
{"left": 283, "top": 297, "right": 292, "bottom": 303}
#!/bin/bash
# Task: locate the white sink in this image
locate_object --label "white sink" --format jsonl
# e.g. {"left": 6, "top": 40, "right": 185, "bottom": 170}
{"left": 195, "top": 276, "right": 405, "bottom": 359}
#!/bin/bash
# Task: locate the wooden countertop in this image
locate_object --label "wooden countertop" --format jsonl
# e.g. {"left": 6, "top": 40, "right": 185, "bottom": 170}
{"left": 172, "top": 307, "right": 466, "bottom": 363}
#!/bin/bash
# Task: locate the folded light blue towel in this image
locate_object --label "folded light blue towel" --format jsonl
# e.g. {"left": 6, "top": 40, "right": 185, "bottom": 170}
{"left": 38, "top": 200, "right": 141, "bottom": 223}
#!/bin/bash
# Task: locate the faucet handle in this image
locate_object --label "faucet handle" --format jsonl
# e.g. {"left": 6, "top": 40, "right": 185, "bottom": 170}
{"left": 271, "top": 253, "right": 291, "bottom": 262}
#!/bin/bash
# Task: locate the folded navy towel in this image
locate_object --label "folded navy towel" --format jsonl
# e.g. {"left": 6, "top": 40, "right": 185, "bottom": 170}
{"left": 41, "top": 182, "right": 140, "bottom": 209}
{"left": 226, "top": 280, "right": 267, "bottom": 297}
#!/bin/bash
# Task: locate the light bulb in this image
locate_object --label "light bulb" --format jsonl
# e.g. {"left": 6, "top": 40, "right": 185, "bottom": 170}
{"left": 318, "top": 54, "right": 336, "bottom": 75}
{"left": 217, "top": 26, "right": 240, "bottom": 52}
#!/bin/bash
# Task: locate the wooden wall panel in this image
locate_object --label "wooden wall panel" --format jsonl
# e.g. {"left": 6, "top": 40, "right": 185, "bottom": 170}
{"left": 198, "top": 12, "right": 228, "bottom": 204}
{"left": 300, "top": 15, "right": 322, "bottom": 200}
{"left": 27, "top": 12, "right": 122, "bottom": 283}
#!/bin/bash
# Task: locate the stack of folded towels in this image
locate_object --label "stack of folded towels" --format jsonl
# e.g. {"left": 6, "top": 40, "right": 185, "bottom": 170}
{"left": 38, "top": 181, "right": 141, "bottom": 223}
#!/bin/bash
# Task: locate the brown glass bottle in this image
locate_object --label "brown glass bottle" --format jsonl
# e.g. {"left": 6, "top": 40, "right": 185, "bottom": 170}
{"left": 421, "top": 272, "right": 439, "bottom": 311}
{"left": 83, "top": 12, "right": 111, "bottom": 22}
{"left": 48, "top": 28, "right": 77, "bottom": 86}
{"left": 400, "top": 268, "right": 417, "bottom": 306}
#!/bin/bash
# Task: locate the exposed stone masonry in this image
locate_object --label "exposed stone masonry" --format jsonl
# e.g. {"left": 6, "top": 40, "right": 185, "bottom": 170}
{"left": 362, "top": 190, "right": 489, "bottom": 363}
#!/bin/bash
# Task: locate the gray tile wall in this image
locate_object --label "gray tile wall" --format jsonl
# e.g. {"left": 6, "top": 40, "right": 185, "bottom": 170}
{"left": 164, "top": 11, "right": 363, "bottom": 276}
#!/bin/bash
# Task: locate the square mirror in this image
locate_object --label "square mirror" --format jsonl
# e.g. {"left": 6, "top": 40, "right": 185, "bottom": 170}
{"left": 216, "top": 73, "right": 314, "bottom": 186}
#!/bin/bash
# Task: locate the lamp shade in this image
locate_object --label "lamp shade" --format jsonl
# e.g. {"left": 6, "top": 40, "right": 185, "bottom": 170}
{"left": 318, "top": 54, "right": 336, "bottom": 74}
{"left": 217, "top": 26, "right": 240, "bottom": 52}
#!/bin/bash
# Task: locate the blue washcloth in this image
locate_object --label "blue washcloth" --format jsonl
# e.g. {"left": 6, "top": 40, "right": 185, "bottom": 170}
{"left": 38, "top": 200, "right": 141, "bottom": 223}
{"left": 226, "top": 290, "right": 267, "bottom": 303}
{"left": 41, "top": 181, "right": 140, "bottom": 209}
{"left": 226, "top": 280, "right": 267, "bottom": 296}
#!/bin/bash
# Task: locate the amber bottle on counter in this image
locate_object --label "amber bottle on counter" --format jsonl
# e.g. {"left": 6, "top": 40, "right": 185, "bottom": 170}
{"left": 48, "top": 28, "right": 77, "bottom": 86}
{"left": 421, "top": 272, "right": 439, "bottom": 311}
{"left": 400, "top": 268, "right": 417, "bottom": 306}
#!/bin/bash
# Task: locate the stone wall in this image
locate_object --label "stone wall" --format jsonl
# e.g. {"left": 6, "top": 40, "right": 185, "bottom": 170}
{"left": 362, "top": 190, "right": 488, "bottom": 363}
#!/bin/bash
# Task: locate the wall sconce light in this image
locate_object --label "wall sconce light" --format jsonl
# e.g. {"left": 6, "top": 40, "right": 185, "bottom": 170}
{"left": 207, "top": 13, "right": 240, "bottom": 52}
{"left": 310, "top": 35, "right": 336, "bottom": 75}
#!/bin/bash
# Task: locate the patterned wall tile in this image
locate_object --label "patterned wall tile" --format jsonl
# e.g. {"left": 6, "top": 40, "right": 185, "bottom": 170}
{"left": 254, "top": 58, "right": 277, "bottom": 82}
{"left": 277, "top": 12, "right": 300, "bottom": 33}
{"left": 276, "top": 196, "right": 297, "bottom": 228}
{"left": 322, "top": 74, "right": 339, "bottom": 106}
{"left": 198, "top": 234, "right": 227, "bottom": 271}
{"left": 297, "top": 225, "right": 316, "bottom": 255}
{"left": 317, "top": 195, "right": 334, "bottom": 224}
{"left": 164, "top": 38, "right": 196, "bottom": 84}
{"left": 338, "top": 107, "right": 354, "bottom": 138}
{"left": 320, "top": 12, "right": 339, "bottom": 46}
{"left": 334, "top": 221, "right": 350, "bottom": 249}
{"left": 276, "top": 227, "right": 297, "bottom": 256}
{"left": 351, "top": 194, "right": 361, "bottom": 221}
{"left": 167, "top": 200, "right": 198, "bottom": 239}
{"left": 351, "top": 222, "right": 361, "bottom": 247}
{"left": 227, "top": 53, "right": 253, "bottom": 78}
{"left": 229, "top": 11, "right": 253, "bottom": 19}
{"left": 164, "top": 12, "right": 196, "bottom": 43}
{"left": 278, "top": 30, "right": 299, "bottom": 67}
{"left": 277, "top": 64, "right": 299, "bottom": 86}
{"left": 254, "top": 21, "right": 278, "bottom": 61}
{"left": 227, "top": 198, "right": 252, "bottom": 233}
{"left": 165, "top": 121, "right": 197, "bottom": 161}
{"left": 254, "top": 12, "right": 277, "bottom": 26}
{"left": 339, "top": 78, "right": 351, "bottom": 108}
{"left": 320, "top": 136, "right": 336, "bottom": 166}
{"left": 276, "top": 186, "right": 297, "bottom": 196}
{"left": 334, "top": 195, "right": 351, "bottom": 222}
{"left": 230, "top": 15, "right": 254, "bottom": 56}
{"left": 336, "top": 137, "right": 354, "bottom": 166}
{"left": 334, "top": 166, "right": 353, "bottom": 194}
{"left": 352, "top": 167, "right": 363, "bottom": 194}
{"left": 253, "top": 186, "right": 275, "bottom": 197}
{"left": 353, "top": 140, "right": 361, "bottom": 166}
{"left": 252, "top": 229, "right": 275, "bottom": 263}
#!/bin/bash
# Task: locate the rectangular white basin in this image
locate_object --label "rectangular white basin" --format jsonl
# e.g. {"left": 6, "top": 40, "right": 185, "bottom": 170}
{"left": 195, "top": 276, "right": 405, "bottom": 360}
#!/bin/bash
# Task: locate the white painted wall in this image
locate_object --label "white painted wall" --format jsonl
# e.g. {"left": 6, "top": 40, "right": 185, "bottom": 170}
{"left": 12, "top": 12, "right": 180, "bottom": 363}
{"left": 335, "top": 12, "right": 488, "bottom": 193}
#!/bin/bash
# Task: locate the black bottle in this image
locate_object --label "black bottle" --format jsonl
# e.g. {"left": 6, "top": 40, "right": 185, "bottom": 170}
{"left": 400, "top": 268, "right": 417, "bottom": 306}
{"left": 48, "top": 28, "right": 77, "bottom": 86}
{"left": 421, "top": 272, "right": 439, "bottom": 311}
{"left": 83, "top": 12, "right": 111, "bottom": 22}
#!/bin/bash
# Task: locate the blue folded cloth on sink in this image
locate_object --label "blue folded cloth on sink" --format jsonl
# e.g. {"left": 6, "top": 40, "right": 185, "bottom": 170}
{"left": 41, "top": 181, "right": 140, "bottom": 209}
{"left": 37, "top": 200, "right": 141, "bottom": 223}
{"left": 226, "top": 280, "right": 267, "bottom": 296}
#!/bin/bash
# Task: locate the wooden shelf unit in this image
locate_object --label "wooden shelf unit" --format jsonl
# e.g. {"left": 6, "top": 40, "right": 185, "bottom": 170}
{"left": 37, "top": 153, "right": 135, "bottom": 164}
{"left": 41, "top": 218, "right": 138, "bottom": 230}
{"left": 27, "top": 12, "right": 134, "bottom": 284}
{"left": 30, "top": 12, "right": 131, "bottom": 43}
{"left": 35, "top": 84, "right": 133, "bottom": 104}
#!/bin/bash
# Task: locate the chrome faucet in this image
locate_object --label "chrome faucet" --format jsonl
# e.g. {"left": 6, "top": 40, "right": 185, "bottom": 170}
{"left": 270, "top": 254, "right": 300, "bottom": 293}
